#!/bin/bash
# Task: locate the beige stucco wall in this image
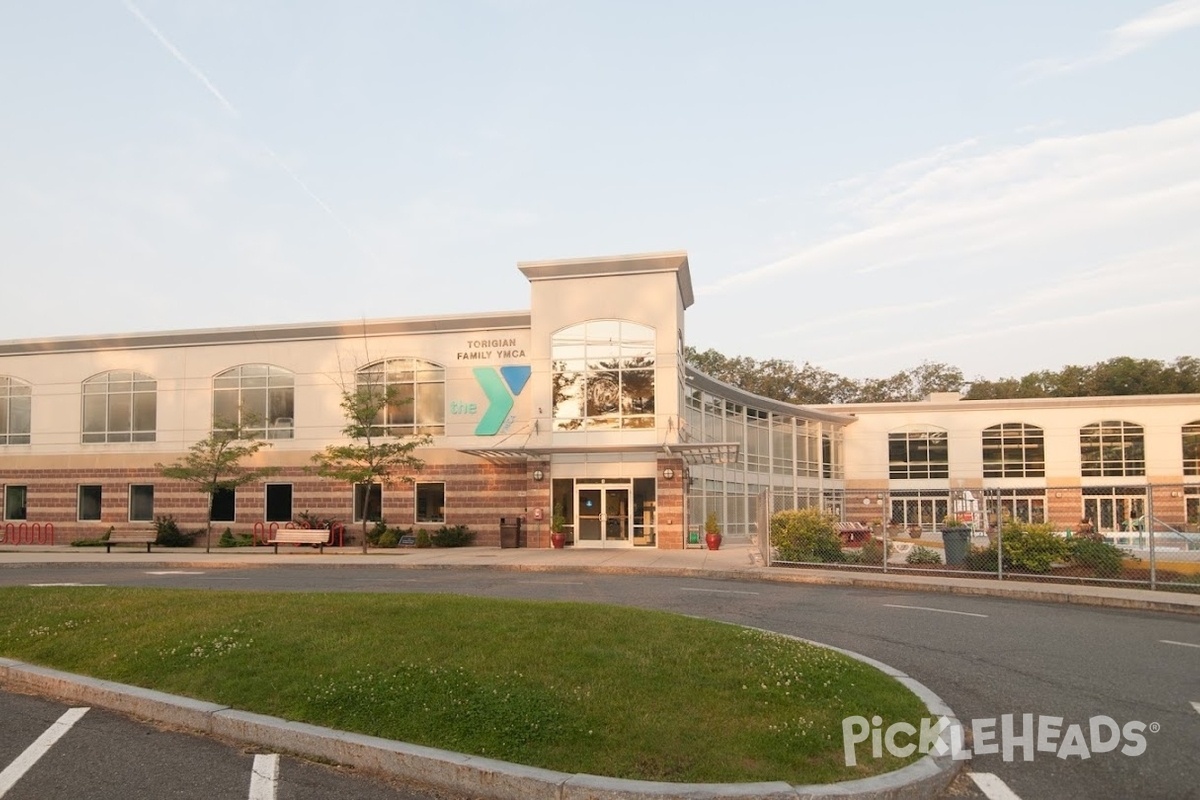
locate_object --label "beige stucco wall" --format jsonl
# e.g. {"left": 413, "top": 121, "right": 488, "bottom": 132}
{"left": 828, "top": 394, "right": 1200, "bottom": 485}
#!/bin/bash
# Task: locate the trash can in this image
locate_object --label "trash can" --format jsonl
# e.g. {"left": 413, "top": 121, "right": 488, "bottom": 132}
{"left": 941, "top": 527, "right": 970, "bottom": 567}
{"left": 500, "top": 517, "right": 522, "bottom": 548}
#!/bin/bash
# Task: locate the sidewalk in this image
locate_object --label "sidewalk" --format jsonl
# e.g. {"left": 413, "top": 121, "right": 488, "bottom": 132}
{"left": 2, "top": 540, "right": 1198, "bottom": 615}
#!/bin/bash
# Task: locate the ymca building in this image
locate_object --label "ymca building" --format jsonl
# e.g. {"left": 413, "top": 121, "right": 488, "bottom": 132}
{"left": 1, "top": 252, "right": 1197, "bottom": 547}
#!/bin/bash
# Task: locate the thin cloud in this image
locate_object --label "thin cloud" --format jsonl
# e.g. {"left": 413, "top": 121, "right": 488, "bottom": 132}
{"left": 765, "top": 298, "right": 955, "bottom": 339}
{"left": 120, "top": 0, "right": 380, "bottom": 264}
{"left": 1019, "top": 0, "right": 1200, "bottom": 80}
{"left": 698, "top": 111, "right": 1200, "bottom": 296}
{"left": 818, "top": 294, "right": 1200, "bottom": 371}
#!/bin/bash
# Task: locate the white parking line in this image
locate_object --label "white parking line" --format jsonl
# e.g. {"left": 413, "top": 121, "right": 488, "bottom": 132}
{"left": 1161, "top": 639, "right": 1200, "bottom": 649}
{"left": 680, "top": 587, "right": 761, "bottom": 595}
{"left": 970, "top": 772, "right": 1023, "bottom": 799}
{"left": 515, "top": 580, "right": 587, "bottom": 586}
{"left": 248, "top": 754, "right": 279, "bottom": 800}
{"left": 884, "top": 603, "right": 988, "bottom": 618}
{"left": 145, "top": 571, "right": 206, "bottom": 575}
{"left": 28, "top": 583, "right": 106, "bottom": 587}
{"left": 0, "top": 707, "right": 89, "bottom": 797}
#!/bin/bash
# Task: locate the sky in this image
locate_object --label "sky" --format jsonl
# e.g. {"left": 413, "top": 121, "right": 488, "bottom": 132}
{"left": 2, "top": 1, "right": 1197, "bottom": 382}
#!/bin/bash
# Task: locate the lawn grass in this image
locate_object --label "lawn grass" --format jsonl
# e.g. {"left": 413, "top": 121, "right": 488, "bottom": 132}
{"left": 0, "top": 587, "right": 927, "bottom": 784}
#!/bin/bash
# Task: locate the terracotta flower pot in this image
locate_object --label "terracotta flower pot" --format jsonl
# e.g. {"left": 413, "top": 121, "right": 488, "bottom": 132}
{"left": 705, "top": 532, "right": 722, "bottom": 550}
{"left": 550, "top": 532, "right": 566, "bottom": 549}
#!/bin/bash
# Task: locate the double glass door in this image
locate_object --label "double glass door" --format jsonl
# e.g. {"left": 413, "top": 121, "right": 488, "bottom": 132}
{"left": 575, "top": 485, "right": 631, "bottom": 547}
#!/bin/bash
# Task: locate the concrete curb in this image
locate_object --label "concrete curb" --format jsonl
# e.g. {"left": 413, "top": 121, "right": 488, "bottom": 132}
{"left": 0, "top": 631, "right": 964, "bottom": 800}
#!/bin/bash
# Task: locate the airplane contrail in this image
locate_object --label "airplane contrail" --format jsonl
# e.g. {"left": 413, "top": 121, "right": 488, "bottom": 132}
{"left": 121, "top": 0, "right": 380, "bottom": 264}
{"left": 121, "top": 0, "right": 239, "bottom": 118}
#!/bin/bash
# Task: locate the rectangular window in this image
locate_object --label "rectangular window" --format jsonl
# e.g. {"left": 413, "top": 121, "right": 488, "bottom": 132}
{"left": 415, "top": 482, "right": 445, "bottom": 523}
{"left": 1183, "top": 424, "right": 1200, "bottom": 476}
{"left": 4, "top": 485, "right": 27, "bottom": 520}
{"left": 78, "top": 485, "right": 102, "bottom": 521}
{"left": 889, "top": 431, "right": 949, "bottom": 479}
{"left": 129, "top": 484, "right": 154, "bottom": 522}
{"left": 265, "top": 484, "right": 293, "bottom": 523}
{"left": 354, "top": 483, "right": 382, "bottom": 522}
{"left": 211, "top": 487, "right": 236, "bottom": 522}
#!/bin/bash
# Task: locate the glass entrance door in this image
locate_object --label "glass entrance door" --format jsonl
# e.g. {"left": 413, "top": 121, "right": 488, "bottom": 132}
{"left": 575, "top": 485, "right": 631, "bottom": 548}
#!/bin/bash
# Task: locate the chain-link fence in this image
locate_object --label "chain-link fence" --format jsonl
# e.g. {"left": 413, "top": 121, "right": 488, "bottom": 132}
{"left": 759, "top": 483, "right": 1200, "bottom": 593}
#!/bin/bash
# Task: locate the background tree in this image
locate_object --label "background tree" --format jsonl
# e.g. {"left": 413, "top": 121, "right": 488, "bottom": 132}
{"left": 157, "top": 420, "right": 279, "bottom": 553}
{"left": 687, "top": 346, "right": 1198, "bottom": 404}
{"left": 311, "top": 384, "right": 431, "bottom": 552}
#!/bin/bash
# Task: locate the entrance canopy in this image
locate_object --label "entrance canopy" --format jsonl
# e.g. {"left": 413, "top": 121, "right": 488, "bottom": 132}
{"left": 458, "top": 441, "right": 739, "bottom": 465}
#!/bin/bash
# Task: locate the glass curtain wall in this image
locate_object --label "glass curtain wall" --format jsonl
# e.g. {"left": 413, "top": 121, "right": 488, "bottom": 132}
{"left": 682, "top": 381, "right": 847, "bottom": 537}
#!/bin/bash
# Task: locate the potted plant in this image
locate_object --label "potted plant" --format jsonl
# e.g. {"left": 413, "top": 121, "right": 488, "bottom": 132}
{"left": 549, "top": 503, "right": 567, "bottom": 549}
{"left": 704, "top": 512, "right": 722, "bottom": 551}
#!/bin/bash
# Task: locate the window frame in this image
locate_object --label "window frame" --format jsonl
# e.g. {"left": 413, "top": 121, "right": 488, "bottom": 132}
{"left": 212, "top": 364, "right": 296, "bottom": 440}
{"left": 356, "top": 358, "right": 446, "bottom": 437}
{"left": 78, "top": 485, "right": 103, "bottom": 521}
{"left": 81, "top": 371, "right": 157, "bottom": 444}
{"left": 982, "top": 422, "right": 1046, "bottom": 478}
{"left": 4, "top": 485, "right": 28, "bottom": 521}
{"left": 0, "top": 376, "right": 32, "bottom": 445}
{"left": 551, "top": 320, "right": 656, "bottom": 431}
{"left": 1183, "top": 420, "right": 1200, "bottom": 476}
{"left": 888, "top": 428, "right": 949, "bottom": 479}
{"left": 1080, "top": 420, "right": 1145, "bottom": 477}
{"left": 354, "top": 483, "right": 383, "bottom": 523}
{"left": 129, "top": 484, "right": 155, "bottom": 522}
{"left": 264, "top": 483, "right": 294, "bottom": 523}
{"left": 415, "top": 482, "right": 445, "bottom": 524}
{"left": 211, "top": 487, "right": 236, "bottom": 523}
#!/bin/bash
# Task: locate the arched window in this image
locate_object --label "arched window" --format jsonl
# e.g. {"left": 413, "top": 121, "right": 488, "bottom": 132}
{"left": 0, "top": 376, "right": 31, "bottom": 445}
{"left": 1183, "top": 420, "right": 1200, "bottom": 476}
{"left": 213, "top": 365, "right": 295, "bottom": 439}
{"left": 551, "top": 320, "right": 655, "bottom": 430}
{"left": 888, "top": 426, "right": 948, "bottom": 479}
{"left": 1080, "top": 420, "right": 1144, "bottom": 477}
{"left": 82, "top": 370, "right": 156, "bottom": 443}
{"left": 982, "top": 423, "right": 1045, "bottom": 478}
{"left": 356, "top": 358, "right": 445, "bottom": 436}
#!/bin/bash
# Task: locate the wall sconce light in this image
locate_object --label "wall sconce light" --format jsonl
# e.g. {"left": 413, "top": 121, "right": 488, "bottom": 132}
{"left": 532, "top": 469, "right": 544, "bottom": 482}
{"left": 1054, "top": 492, "right": 1062, "bottom": 498}
{"left": 662, "top": 468, "right": 675, "bottom": 480}
{"left": 1170, "top": 490, "right": 1180, "bottom": 497}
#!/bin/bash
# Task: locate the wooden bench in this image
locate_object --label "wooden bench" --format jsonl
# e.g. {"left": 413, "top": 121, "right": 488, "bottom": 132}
{"left": 836, "top": 521, "right": 873, "bottom": 547}
{"left": 104, "top": 527, "right": 157, "bottom": 553}
{"left": 266, "top": 529, "right": 330, "bottom": 553}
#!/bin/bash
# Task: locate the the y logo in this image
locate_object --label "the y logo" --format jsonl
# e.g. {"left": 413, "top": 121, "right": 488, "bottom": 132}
{"left": 472, "top": 366, "right": 531, "bottom": 435}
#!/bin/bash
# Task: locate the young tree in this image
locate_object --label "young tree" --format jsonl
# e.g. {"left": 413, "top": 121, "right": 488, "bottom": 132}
{"left": 157, "top": 421, "right": 279, "bottom": 553}
{"left": 310, "top": 384, "right": 431, "bottom": 552}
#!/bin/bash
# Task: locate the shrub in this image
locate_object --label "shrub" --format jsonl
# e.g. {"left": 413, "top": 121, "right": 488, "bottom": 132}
{"left": 155, "top": 515, "right": 198, "bottom": 547}
{"left": 415, "top": 528, "right": 432, "bottom": 548}
{"left": 906, "top": 546, "right": 943, "bottom": 565}
{"left": 377, "top": 528, "right": 399, "bottom": 548}
{"left": 771, "top": 509, "right": 844, "bottom": 563}
{"left": 964, "top": 544, "right": 1000, "bottom": 572}
{"left": 855, "top": 537, "right": 890, "bottom": 565}
{"left": 1070, "top": 538, "right": 1126, "bottom": 578}
{"left": 431, "top": 525, "right": 475, "bottom": 548}
{"left": 218, "top": 527, "right": 254, "bottom": 548}
{"left": 1001, "top": 522, "right": 1071, "bottom": 573}
{"left": 295, "top": 510, "right": 338, "bottom": 530}
{"left": 366, "top": 520, "right": 390, "bottom": 546}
